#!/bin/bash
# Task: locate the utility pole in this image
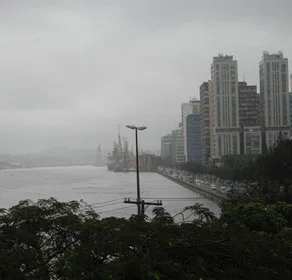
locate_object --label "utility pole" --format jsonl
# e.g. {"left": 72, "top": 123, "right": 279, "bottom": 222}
{"left": 135, "top": 128, "right": 141, "bottom": 215}
{"left": 125, "top": 125, "right": 163, "bottom": 216}
{"left": 124, "top": 198, "right": 162, "bottom": 216}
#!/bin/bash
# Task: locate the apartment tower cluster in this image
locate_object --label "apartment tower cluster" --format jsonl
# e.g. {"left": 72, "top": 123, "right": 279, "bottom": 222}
{"left": 161, "top": 51, "right": 292, "bottom": 166}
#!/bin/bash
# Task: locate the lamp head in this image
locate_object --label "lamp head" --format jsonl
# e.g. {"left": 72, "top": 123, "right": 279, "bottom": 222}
{"left": 126, "top": 125, "right": 136, "bottom": 130}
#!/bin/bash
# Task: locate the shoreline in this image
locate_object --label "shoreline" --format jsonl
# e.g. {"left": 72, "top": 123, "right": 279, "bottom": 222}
{"left": 158, "top": 172, "right": 224, "bottom": 205}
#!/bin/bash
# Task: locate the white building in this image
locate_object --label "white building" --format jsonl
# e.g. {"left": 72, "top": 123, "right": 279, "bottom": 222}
{"left": 259, "top": 51, "right": 290, "bottom": 148}
{"left": 172, "top": 125, "right": 184, "bottom": 164}
{"left": 181, "top": 99, "right": 200, "bottom": 162}
{"left": 211, "top": 54, "right": 240, "bottom": 159}
{"left": 160, "top": 134, "right": 172, "bottom": 161}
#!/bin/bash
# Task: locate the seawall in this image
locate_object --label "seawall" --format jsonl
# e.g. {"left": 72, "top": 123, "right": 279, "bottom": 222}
{"left": 158, "top": 172, "right": 225, "bottom": 205}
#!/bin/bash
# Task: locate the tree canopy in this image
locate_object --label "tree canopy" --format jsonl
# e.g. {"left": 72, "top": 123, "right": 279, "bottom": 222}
{"left": 0, "top": 197, "right": 291, "bottom": 279}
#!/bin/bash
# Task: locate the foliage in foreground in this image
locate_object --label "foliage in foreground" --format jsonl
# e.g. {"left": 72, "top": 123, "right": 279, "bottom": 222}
{"left": 0, "top": 198, "right": 292, "bottom": 280}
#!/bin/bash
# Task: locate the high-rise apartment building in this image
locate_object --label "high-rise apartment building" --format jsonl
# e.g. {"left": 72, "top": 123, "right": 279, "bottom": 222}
{"left": 172, "top": 123, "right": 184, "bottom": 164}
{"left": 211, "top": 54, "right": 240, "bottom": 159}
{"left": 186, "top": 114, "right": 201, "bottom": 164}
{"left": 238, "top": 82, "right": 261, "bottom": 155}
{"left": 288, "top": 92, "right": 292, "bottom": 134}
{"left": 181, "top": 99, "right": 200, "bottom": 162}
{"left": 238, "top": 82, "right": 260, "bottom": 127}
{"left": 160, "top": 134, "right": 172, "bottom": 161}
{"left": 200, "top": 81, "right": 211, "bottom": 166}
{"left": 259, "top": 51, "right": 290, "bottom": 148}
{"left": 208, "top": 81, "right": 214, "bottom": 162}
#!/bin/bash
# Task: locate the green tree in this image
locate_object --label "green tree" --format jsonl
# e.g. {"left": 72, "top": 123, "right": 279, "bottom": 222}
{"left": 0, "top": 198, "right": 292, "bottom": 279}
{"left": 222, "top": 202, "right": 287, "bottom": 233}
{"left": 271, "top": 201, "right": 292, "bottom": 227}
{"left": 256, "top": 139, "right": 292, "bottom": 203}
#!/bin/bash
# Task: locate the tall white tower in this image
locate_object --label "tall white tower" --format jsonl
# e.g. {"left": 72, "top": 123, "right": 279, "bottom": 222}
{"left": 259, "top": 51, "right": 290, "bottom": 148}
{"left": 211, "top": 54, "right": 240, "bottom": 159}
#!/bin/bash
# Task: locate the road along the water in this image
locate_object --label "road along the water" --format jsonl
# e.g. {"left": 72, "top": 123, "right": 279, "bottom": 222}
{"left": 0, "top": 166, "right": 220, "bottom": 220}
{"left": 158, "top": 172, "right": 225, "bottom": 204}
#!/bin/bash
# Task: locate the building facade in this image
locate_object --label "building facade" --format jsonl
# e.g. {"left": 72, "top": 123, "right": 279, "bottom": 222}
{"left": 186, "top": 114, "right": 201, "bottom": 164}
{"left": 238, "top": 82, "right": 260, "bottom": 127}
{"left": 208, "top": 81, "right": 214, "bottom": 162}
{"left": 181, "top": 99, "right": 200, "bottom": 162}
{"left": 243, "top": 127, "right": 262, "bottom": 155}
{"left": 211, "top": 54, "right": 240, "bottom": 160}
{"left": 200, "top": 81, "right": 211, "bottom": 166}
{"left": 160, "top": 134, "right": 172, "bottom": 162}
{"left": 289, "top": 92, "right": 292, "bottom": 134}
{"left": 172, "top": 125, "right": 184, "bottom": 164}
{"left": 238, "top": 81, "right": 262, "bottom": 155}
{"left": 259, "top": 51, "right": 290, "bottom": 149}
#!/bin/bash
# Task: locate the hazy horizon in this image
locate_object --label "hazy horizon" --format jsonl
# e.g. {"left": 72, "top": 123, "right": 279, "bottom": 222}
{"left": 1, "top": 0, "right": 292, "bottom": 153}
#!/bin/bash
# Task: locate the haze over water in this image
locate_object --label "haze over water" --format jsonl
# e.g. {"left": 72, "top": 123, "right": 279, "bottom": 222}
{"left": 0, "top": 166, "right": 220, "bottom": 219}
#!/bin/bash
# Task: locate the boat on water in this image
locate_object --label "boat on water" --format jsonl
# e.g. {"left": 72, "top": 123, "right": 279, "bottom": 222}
{"left": 106, "top": 128, "right": 158, "bottom": 172}
{"left": 107, "top": 154, "right": 116, "bottom": 171}
{"left": 106, "top": 130, "right": 131, "bottom": 172}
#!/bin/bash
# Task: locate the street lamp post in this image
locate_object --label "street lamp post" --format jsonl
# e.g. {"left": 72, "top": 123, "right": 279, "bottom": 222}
{"left": 126, "top": 125, "right": 147, "bottom": 215}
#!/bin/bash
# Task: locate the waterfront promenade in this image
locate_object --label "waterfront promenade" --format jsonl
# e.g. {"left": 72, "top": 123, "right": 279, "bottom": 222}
{"left": 157, "top": 167, "right": 227, "bottom": 204}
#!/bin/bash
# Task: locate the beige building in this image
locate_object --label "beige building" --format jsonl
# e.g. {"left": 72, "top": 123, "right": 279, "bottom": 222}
{"left": 160, "top": 134, "right": 172, "bottom": 161}
{"left": 200, "top": 81, "right": 212, "bottom": 166}
{"left": 211, "top": 54, "right": 240, "bottom": 159}
{"left": 259, "top": 51, "right": 290, "bottom": 149}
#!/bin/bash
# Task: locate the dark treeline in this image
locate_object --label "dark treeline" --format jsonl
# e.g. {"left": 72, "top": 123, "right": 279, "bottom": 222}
{"left": 0, "top": 197, "right": 292, "bottom": 279}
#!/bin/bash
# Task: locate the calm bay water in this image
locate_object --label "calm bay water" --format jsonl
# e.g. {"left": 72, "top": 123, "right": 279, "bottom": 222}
{"left": 0, "top": 166, "right": 220, "bottom": 220}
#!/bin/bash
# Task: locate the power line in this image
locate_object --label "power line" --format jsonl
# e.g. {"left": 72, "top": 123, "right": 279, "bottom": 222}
{"left": 138, "top": 197, "right": 204, "bottom": 200}
{"left": 79, "top": 198, "right": 123, "bottom": 209}
{"left": 79, "top": 197, "right": 202, "bottom": 211}
{"left": 90, "top": 201, "right": 123, "bottom": 209}
{"left": 79, "top": 197, "right": 203, "bottom": 216}
{"left": 97, "top": 204, "right": 136, "bottom": 214}
{"left": 86, "top": 198, "right": 122, "bottom": 206}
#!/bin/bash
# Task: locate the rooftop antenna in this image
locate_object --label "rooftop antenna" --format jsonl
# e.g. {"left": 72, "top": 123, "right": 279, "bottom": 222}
{"left": 243, "top": 73, "right": 246, "bottom": 82}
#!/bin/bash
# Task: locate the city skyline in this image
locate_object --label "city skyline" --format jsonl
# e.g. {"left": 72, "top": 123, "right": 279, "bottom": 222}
{"left": 1, "top": 1, "right": 292, "bottom": 153}
{"left": 162, "top": 50, "right": 292, "bottom": 166}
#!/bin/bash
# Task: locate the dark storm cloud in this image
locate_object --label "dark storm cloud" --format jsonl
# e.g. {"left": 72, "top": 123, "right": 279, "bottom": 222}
{"left": 0, "top": 0, "right": 292, "bottom": 153}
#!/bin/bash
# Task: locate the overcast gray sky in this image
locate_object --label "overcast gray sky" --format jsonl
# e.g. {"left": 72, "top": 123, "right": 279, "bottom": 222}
{"left": 0, "top": 0, "right": 292, "bottom": 154}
